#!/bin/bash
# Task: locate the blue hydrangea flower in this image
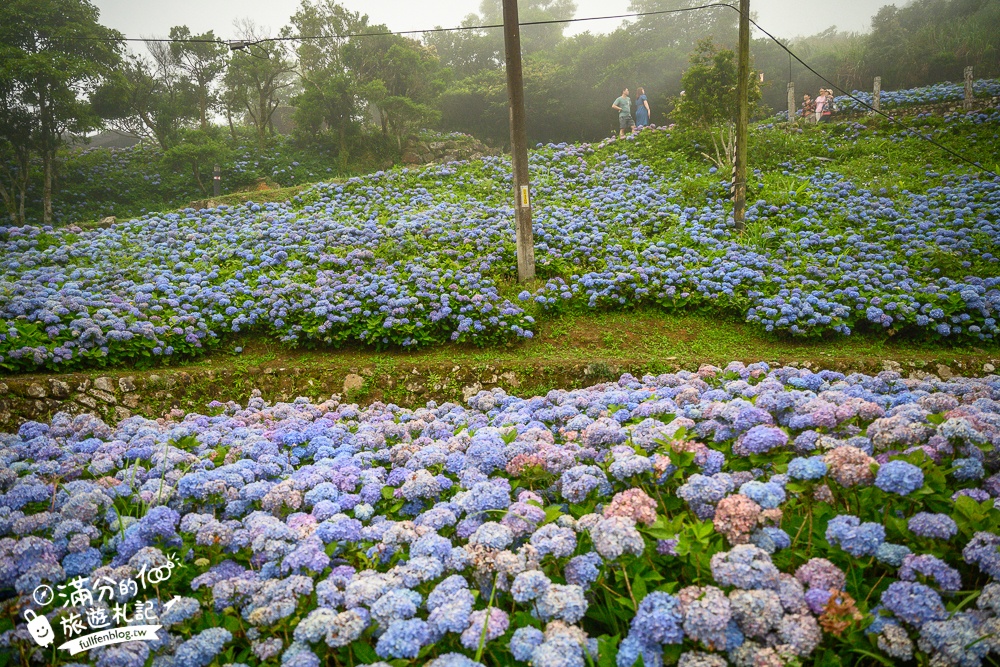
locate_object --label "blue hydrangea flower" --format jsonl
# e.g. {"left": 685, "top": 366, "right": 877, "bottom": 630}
{"left": 738, "top": 481, "right": 785, "bottom": 509}
{"left": 953, "top": 457, "right": 985, "bottom": 481}
{"left": 174, "top": 628, "right": 233, "bottom": 667}
{"left": 786, "top": 456, "right": 827, "bottom": 480}
{"left": 533, "top": 583, "right": 589, "bottom": 623}
{"left": 510, "top": 626, "right": 545, "bottom": 661}
{"left": 565, "top": 551, "right": 603, "bottom": 589}
{"left": 825, "top": 514, "right": 885, "bottom": 557}
{"left": 875, "top": 460, "right": 925, "bottom": 495}
{"left": 530, "top": 523, "right": 577, "bottom": 558}
{"left": 710, "top": 545, "right": 780, "bottom": 590}
{"left": 899, "top": 554, "right": 962, "bottom": 592}
{"left": 630, "top": 591, "right": 684, "bottom": 645}
{"left": 560, "top": 465, "right": 612, "bottom": 503}
{"left": 917, "top": 614, "right": 989, "bottom": 666}
{"left": 468, "top": 521, "right": 514, "bottom": 550}
{"left": 875, "top": 542, "right": 912, "bottom": 567}
{"left": 375, "top": 619, "right": 431, "bottom": 659}
{"left": 880, "top": 581, "right": 948, "bottom": 626}
{"left": 511, "top": 569, "right": 552, "bottom": 602}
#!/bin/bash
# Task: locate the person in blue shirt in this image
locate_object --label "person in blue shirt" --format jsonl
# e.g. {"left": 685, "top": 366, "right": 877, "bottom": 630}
{"left": 612, "top": 88, "right": 635, "bottom": 138}
{"left": 635, "top": 87, "right": 651, "bottom": 127}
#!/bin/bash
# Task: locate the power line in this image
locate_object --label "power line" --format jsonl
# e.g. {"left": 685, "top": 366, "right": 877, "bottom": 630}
{"left": 53, "top": 4, "right": 737, "bottom": 45}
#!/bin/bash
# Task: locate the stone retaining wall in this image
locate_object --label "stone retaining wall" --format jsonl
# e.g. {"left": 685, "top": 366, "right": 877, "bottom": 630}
{"left": 401, "top": 136, "right": 493, "bottom": 165}
{"left": 0, "top": 361, "right": 588, "bottom": 432}
{"left": 1, "top": 356, "right": 998, "bottom": 433}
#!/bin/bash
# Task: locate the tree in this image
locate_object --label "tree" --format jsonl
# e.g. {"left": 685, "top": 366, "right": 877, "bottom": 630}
{"left": 0, "top": 0, "right": 122, "bottom": 224}
{"left": 91, "top": 51, "right": 199, "bottom": 149}
{"left": 476, "top": 0, "right": 578, "bottom": 55}
{"left": 222, "top": 19, "right": 297, "bottom": 147}
{"left": 168, "top": 26, "right": 228, "bottom": 129}
{"left": 344, "top": 35, "right": 447, "bottom": 145}
{"left": 424, "top": 15, "right": 500, "bottom": 80}
{"left": 627, "top": 0, "right": 737, "bottom": 52}
{"left": 0, "top": 91, "right": 34, "bottom": 224}
{"left": 289, "top": 0, "right": 368, "bottom": 160}
{"left": 160, "top": 127, "right": 231, "bottom": 194}
{"left": 673, "top": 38, "right": 761, "bottom": 127}
{"left": 425, "top": 0, "right": 576, "bottom": 77}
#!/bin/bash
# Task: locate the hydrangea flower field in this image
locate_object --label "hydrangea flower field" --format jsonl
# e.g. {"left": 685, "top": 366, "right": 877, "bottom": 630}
{"left": 3, "top": 79, "right": 1000, "bottom": 373}
{"left": 833, "top": 80, "right": 1000, "bottom": 114}
{"left": 2, "top": 363, "right": 1000, "bottom": 667}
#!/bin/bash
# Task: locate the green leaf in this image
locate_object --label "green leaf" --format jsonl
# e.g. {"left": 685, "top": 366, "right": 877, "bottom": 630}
{"left": 381, "top": 486, "right": 395, "bottom": 500}
{"left": 543, "top": 505, "right": 565, "bottom": 525}
{"left": 632, "top": 573, "right": 648, "bottom": 602}
{"left": 597, "top": 635, "right": 620, "bottom": 667}
{"left": 849, "top": 648, "right": 896, "bottom": 667}
{"left": 351, "top": 640, "right": 379, "bottom": 663}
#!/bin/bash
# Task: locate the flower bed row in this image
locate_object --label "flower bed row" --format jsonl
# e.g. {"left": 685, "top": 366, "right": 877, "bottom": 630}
{"left": 1, "top": 362, "right": 999, "bottom": 666}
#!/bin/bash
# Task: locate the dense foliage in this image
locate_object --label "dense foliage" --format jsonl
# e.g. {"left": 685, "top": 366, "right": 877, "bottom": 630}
{"left": 436, "top": 0, "right": 1000, "bottom": 146}
{"left": 0, "top": 0, "right": 123, "bottom": 225}
{"left": 2, "top": 364, "right": 1000, "bottom": 667}
{"left": 2, "top": 79, "right": 1000, "bottom": 373}
{"left": 17, "top": 129, "right": 403, "bottom": 225}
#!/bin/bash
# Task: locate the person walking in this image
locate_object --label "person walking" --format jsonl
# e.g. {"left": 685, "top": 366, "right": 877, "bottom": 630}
{"left": 635, "top": 87, "right": 651, "bottom": 127}
{"left": 612, "top": 88, "right": 635, "bottom": 138}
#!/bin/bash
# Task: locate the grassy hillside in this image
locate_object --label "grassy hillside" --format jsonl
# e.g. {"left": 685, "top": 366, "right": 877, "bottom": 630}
{"left": 2, "top": 87, "right": 1000, "bottom": 374}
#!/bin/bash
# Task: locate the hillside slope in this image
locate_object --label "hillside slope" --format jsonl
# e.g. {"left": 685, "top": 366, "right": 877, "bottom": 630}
{"left": 2, "top": 91, "right": 1000, "bottom": 373}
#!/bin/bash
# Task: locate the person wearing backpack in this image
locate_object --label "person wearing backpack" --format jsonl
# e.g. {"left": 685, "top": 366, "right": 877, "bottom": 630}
{"left": 817, "top": 89, "right": 835, "bottom": 122}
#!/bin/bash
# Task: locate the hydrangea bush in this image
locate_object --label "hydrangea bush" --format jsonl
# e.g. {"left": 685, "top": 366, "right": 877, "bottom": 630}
{"left": 2, "top": 362, "right": 1000, "bottom": 667}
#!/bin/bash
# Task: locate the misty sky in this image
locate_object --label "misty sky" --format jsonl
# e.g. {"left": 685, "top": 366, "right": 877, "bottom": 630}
{"left": 93, "top": 0, "right": 888, "bottom": 47}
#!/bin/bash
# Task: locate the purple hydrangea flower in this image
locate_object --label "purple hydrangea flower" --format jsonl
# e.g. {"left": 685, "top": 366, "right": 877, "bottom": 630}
{"left": 733, "top": 426, "right": 788, "bottom": 456}
{"left": 630, "top": 591, "right": 684, "bottom": 645}
{"left": 908, "top": 512, "right": 958, "bottom": 540}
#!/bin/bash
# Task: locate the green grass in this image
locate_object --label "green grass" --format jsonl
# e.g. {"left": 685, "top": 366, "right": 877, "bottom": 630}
{"left": 127, "top": 307, "right": 992, "bottom": 384}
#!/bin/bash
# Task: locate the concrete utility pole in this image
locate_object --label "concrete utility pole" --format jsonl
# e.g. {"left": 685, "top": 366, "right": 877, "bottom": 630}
{"left": 873, "top": 76, "right": 881, "bottom": 113}
{"left": 502, "top": 0, "right": 535, "bottom": 282}
{"left": 964, "top": 66, "right": 974, "bottom": 110}
{"left": 787, "top": 81, "right": 795, "bottom": 125}
{"left": 733, "top": 0, "right": 750, "bottom": 231}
